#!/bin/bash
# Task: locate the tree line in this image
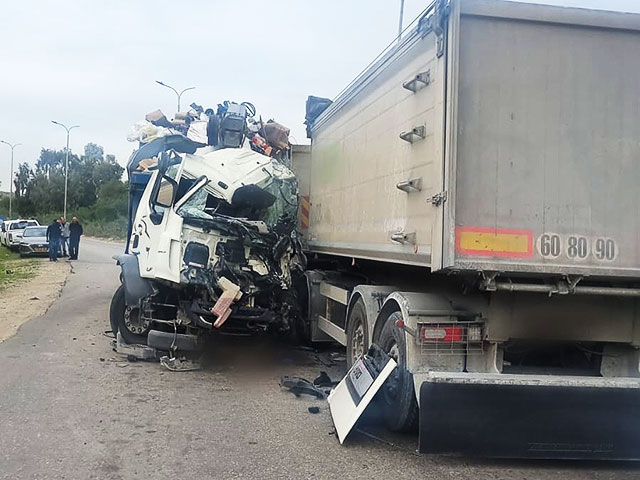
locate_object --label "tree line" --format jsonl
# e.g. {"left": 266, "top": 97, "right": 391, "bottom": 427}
{"left": 0, "top": 143, "right": 129, "bottom": 238}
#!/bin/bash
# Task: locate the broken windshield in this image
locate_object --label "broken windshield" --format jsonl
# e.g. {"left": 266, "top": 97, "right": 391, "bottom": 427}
{"left": 176, "top": 174, "right": 298, "bottom": 231}
{"left": 176, "top": 188, "right": 212, "bottom": 220}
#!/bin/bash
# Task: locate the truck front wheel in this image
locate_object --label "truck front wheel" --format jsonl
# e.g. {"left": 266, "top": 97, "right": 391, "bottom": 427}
{"left": 109, "top": 285, "right": 150, "bottom": 345}
{"left": 376, "top": 311, "right": 418, "bottom": 432}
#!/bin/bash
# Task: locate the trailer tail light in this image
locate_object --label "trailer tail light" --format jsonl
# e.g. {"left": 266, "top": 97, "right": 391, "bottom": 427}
{"left": 418, "top": 322, "right": 484, "bottom": 355}
{"left": 421, "top": 326, "right": 463, "bottom": 343}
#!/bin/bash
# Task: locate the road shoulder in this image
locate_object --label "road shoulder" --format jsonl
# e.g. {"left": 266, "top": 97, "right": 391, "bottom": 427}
{"left": 0, "top": 259, "right": 71, "bottom": 343}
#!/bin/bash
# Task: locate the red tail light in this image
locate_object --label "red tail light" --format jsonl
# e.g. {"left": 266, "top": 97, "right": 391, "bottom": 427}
{"left": 421, "top": 326, "right": 464, "bottom": 343}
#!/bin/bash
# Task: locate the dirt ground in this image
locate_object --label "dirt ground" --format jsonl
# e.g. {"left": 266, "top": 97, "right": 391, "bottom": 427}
{"left": 0, "top": 258, "right": 71, "bottom": 343}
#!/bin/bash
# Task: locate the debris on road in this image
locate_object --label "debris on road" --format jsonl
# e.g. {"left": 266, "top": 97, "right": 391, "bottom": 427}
{"left": 112, "top": 332, "right": 156, "bottom": 361}
{"left": 159, "top": 355, "right": 200, "bottom": 372}
{"left": 313, "top": 371, "right": 336, "bottom": 388}
{"left": 280, "top": 376, "right": 326, "bottom": 399}
{"left": 328, "top": 345, "right": 397, "bottom": 444}
{"left": 307, "top": 406, "right": 320, "bottom": 414}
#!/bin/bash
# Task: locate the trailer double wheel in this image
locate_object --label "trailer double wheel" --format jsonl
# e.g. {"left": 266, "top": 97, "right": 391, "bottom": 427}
{"left": 347, "top": 303, "right": 418, "bottom": 431}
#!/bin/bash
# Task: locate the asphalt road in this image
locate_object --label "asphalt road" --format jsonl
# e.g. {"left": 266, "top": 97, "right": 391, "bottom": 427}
{"left": 0, "top": 238, "right": 638, "bottom": 479}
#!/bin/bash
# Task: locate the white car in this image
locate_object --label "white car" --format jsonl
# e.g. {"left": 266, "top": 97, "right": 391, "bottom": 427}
{"left": 5, "top": 219, "right": 40, "bottom": 251}
{"left": 0, "top": 220, "right": 20, "bottom": 247}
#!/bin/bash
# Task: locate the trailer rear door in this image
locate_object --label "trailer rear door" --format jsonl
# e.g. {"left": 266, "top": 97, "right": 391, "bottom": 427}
{"left": 442, "top": 0, "right": 640, "bottom": 278}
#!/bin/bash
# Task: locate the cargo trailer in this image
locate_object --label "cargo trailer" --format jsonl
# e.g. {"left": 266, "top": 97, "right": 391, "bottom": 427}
{"left": 293, "top": 0, "right": 640, "bottom": 459}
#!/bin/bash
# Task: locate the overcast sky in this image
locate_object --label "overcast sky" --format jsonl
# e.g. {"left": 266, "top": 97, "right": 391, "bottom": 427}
{"left": 1, "top": 0, "right": 639, "bottom": 191}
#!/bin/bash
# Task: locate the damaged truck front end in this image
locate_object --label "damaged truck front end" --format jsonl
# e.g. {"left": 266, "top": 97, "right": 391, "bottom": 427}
{"left": 111, "top": 104, "right": 304, "bottom": 349}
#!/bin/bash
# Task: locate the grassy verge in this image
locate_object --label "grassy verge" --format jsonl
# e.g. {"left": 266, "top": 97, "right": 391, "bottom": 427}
{"left": 0, "top": 247, "right": 39, "bottom": 291}
{"left": 83, "top": 217, "right": 128, "bottom": 241}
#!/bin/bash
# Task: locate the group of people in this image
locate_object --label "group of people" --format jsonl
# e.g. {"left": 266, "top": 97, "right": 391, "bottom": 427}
{"left": 45, "top": 216, "right": 83, "bottom": 262}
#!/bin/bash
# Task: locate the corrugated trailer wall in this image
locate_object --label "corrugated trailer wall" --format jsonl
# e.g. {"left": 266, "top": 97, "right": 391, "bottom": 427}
{"left": 307, "top": 2, "right": 448, "bottom": 267}
{"left": 305, "top": 0, "right": 640, "bottom": 280}
{"left": 443, "top": 0, "right": 640, "bottom": 278}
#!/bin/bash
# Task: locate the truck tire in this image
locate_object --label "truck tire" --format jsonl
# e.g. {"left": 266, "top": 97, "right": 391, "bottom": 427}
{"left": 109, "top": 285, "right": 149, "bottom": 345}
{"left": 346, "top": 298, "right": 369, "bottom": 368}
{"left": 376, "top": 311, "right": 418, "bottom": 432}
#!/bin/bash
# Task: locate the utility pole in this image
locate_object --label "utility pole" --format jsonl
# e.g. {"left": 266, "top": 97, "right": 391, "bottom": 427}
{"left": 398, "top": 0, "right": 405, "bottom": 43}
{"left": 51, "top": 121, "right": 79, "bottom": 220}
{"left": 0, "top": 140, "right": 21, "bottom": 218}
{"left": 155, "top": 81, "right": 196, "bottom": 113}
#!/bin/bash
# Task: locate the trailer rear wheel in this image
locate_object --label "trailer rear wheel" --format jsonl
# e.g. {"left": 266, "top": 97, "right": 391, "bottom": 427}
{"left": 376, "top": 311, "right": 418, "bottom": 432}
{"left": 346, "top": 298, "right": 369, "bottom": 368}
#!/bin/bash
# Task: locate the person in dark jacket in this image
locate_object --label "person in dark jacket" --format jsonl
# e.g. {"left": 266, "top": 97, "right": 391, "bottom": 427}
{"left": 69, "top": 216, "right": 83, "bottom": 260}
{"left": 46, "top": 218, "right": 62, "bottom": 262}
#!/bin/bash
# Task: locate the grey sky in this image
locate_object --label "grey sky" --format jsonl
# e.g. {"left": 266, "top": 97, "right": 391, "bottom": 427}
{"left": 1, "top": 0, "right": 639, "bottom": 191}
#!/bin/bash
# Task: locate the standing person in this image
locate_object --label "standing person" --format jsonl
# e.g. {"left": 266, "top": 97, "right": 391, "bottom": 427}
{"left": 46, "top": 218, "right": 62, "bottom": 262}
{"left": 60, "top": 216, "right": 70, "bottom": 257}
{"left": 69, "top": 216, "right": 83, "bottom": 260}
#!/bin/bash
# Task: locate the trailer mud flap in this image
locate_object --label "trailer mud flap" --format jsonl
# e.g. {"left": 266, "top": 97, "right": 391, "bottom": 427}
{"left": 419, "top": 381, "right": 640, "bottom": 460}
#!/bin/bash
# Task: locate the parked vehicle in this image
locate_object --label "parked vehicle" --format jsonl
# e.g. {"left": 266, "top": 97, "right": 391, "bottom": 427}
{"left": 5, "top": 220, "right": 39, "bottom": 251}
{"left": 292, "top": 0, "right": 640, "bottom": 461}
{"left": 0, "top": 220, "right": 18, "bottom": 247}
{"left": 18, "top": 226, "right": 49, "bottom": 257}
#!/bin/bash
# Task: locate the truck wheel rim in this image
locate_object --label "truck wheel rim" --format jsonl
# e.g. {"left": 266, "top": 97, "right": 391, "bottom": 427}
{"left": 351, "top": 322, "right": 365, "bottom": 363}
{"left": 124, "top": 306, "right": 150, "bottom": 335}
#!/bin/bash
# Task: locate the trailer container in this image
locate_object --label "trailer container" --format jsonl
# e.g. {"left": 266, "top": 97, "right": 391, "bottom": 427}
{"left": 295, "top": 0, "right": 640, "bottom": 459}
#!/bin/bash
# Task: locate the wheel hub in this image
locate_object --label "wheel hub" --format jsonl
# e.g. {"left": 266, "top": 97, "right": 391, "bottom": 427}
{"left": 351, "top": 322, "right": 365, "bottom": 363}
{"left": 124, "top": 306, "right": 150, "bottom": 335}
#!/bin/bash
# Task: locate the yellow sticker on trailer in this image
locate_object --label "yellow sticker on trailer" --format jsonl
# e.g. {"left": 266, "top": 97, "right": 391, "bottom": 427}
{"left": 456, "top": 227, "right": 533, "bottom": 258}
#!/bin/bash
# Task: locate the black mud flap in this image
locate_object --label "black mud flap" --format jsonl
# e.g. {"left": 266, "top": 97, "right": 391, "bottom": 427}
{"left": 419, "top": 381, "right": 640, "bottom": 460}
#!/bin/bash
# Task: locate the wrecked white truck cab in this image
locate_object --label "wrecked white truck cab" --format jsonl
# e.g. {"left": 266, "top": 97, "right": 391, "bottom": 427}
{"left": 111, "top": 103, "right": 304, "bottom": 349}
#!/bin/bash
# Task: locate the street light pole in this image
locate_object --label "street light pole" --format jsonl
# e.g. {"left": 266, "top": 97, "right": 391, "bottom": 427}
{"left": 398, "top": 0, "right": 405, "bottom": 43}
{"left": 155, "top": 81, "right": 196, "bottom": 112}
{"left": 51, "top": 121, "right": 79, "bottom": 220}
{"left": 0, "top": 140, "right": 21, "bottom": 218}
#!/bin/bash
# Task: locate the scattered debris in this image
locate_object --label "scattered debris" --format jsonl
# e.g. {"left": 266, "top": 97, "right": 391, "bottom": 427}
{"left": 330, "top": 352, "right": 347, "bottom": 363}
{"left": 29, "top": 296, "right": 39, "bottom": 301}
{"left": 328, "top": 344, "right": 397, "bottom": 444}
{"left": 211, "top": 277, "right": 243, "bottom": 328}
{"left": 112, "top": 332, "right": 156, "bottom": 361}
{"left": 280, "top": 376, "right": 326, "bottom": 399}
{"left": 159, "top": 356, "right": 200, "bottom": 372}
{"left": 308, "top": 406, "right": 320, "bottom": 414}
{"left": 313, "top": 371, "right": 336, "bottom": 388}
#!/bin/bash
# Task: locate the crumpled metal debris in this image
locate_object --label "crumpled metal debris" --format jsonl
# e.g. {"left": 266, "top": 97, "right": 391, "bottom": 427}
{"left": 211, "top": 277, "right": 243, "bottom": 328}
{"left": 159, "top": 355, "right": 201, "bottom": 372}
{"left": 280, "top": 376, "right": 326, "bottom": 399}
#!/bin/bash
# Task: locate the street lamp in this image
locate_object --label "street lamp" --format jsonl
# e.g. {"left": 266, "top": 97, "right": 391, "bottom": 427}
{"left": 397, "top": 0, "right": 405, "bottom": 44}
{"left": 155, "top": 81, "right": 195, "bottom": 113}
{"left": 51, "top": 121, "right": 79, "bottom": 220}
{"left": 0, "top": 140, "right": 21, "bottom": 218}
